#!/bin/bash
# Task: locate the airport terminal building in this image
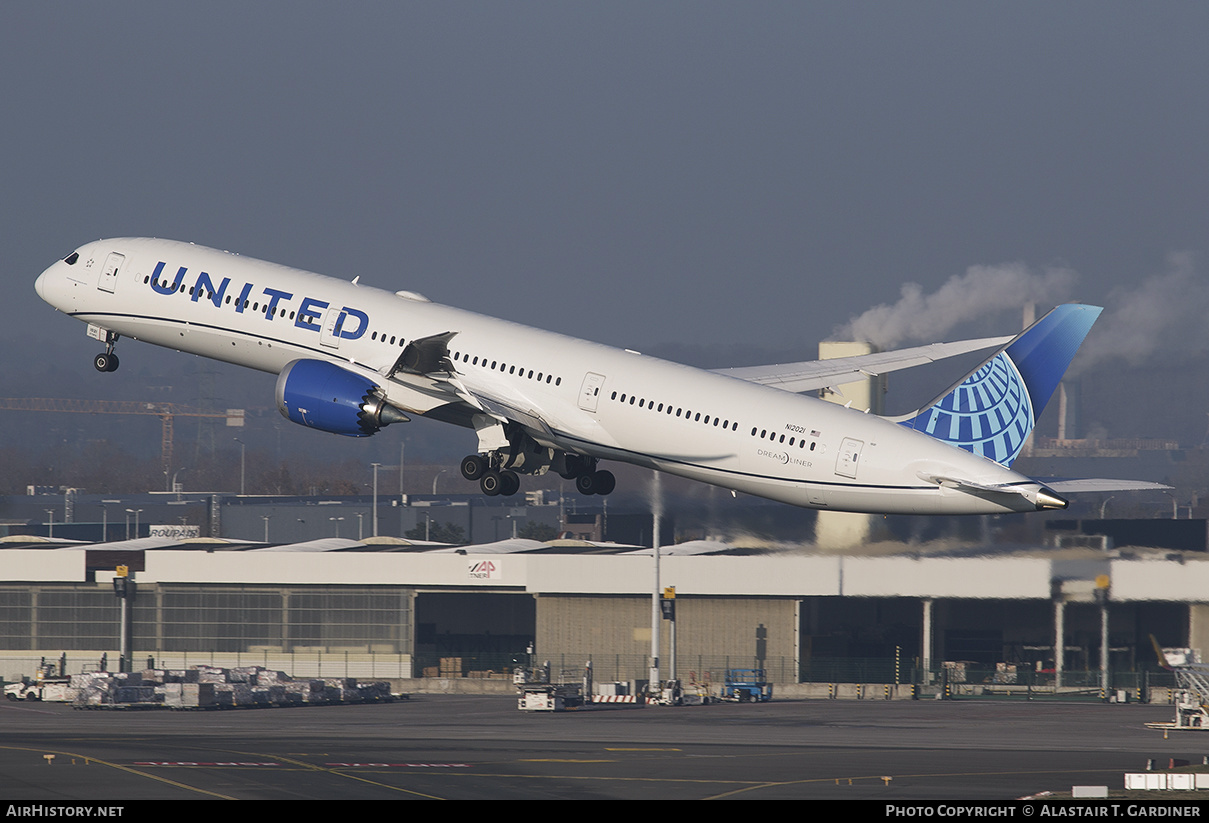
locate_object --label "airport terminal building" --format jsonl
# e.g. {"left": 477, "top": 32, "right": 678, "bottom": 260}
{"left": 1, "top": 528, "right": 1204, "bottom": 692}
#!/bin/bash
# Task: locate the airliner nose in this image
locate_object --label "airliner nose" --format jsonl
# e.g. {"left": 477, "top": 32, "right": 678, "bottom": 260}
{"left": 36, "top": 250, "right": 79, "bottom": 307}
{"left": 35, "top": 261, "right": 62, "bottom": 304}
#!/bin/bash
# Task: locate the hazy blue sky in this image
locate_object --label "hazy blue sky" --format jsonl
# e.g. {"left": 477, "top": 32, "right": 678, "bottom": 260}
{"left": 5, "top": 3, "right": 1204, "bottom": 355}
{"left": 2, "top": 0, "right": 1206, "bottom": 491}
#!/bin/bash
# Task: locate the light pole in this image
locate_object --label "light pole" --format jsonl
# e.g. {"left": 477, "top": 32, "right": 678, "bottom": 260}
{"left": 261, "top": 515, "right": 271, "bottom": 542}
{"left": 371, "top": 462, "right": 381, "bottom": 537}
{"left": 101, "top": 500, "right": 120, "bottom": 542}
{"left": 650, "top": 472, "right": 663, "bottom": 692}
{"left": 45, "top": 509, "right": 54, "bottom": 540}
{"left": 1164, "top": 491, "right": 1178, "bottom": 519}
{"left": 329, "top": 516, "right": 344, "bottom": 537}
{"left": 355, "top": 512, "right": 364, "bottom": 540}
{"left": 433, "top": 469, "right": 446, "bottom": 495}
{"left": 125, "top": 508, "right": 142, "bottom": 540}
{"left": 235, "top": 438, "right": 246, "bottom": 495}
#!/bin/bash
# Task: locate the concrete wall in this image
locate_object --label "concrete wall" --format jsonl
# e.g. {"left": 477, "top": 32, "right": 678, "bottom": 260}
{"left": 535, "top": 594, "right": 798, "bottom": 682}
{"left": 1112, "top": 559, "right": 1209, "bottom": 602}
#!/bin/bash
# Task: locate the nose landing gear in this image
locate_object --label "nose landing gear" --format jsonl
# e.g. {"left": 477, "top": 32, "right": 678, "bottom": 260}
{"left": 93, "top": 333, "right": 120, "bottom": 372}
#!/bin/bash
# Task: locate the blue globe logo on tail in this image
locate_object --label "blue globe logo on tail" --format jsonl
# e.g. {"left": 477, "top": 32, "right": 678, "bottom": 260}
{"left": 895, "top": 304, "right": 1101, "bottom": 467}
{"left": 901, "top": 351, "right": 1033, "bottom": 465}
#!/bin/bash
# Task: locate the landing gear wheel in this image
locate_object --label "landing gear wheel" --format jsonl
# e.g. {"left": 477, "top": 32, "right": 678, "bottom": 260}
{"left": 574, "top": 469, "right": 616, "bottom": 496}
{"left": 93, "top": 352, "right": 119, "bottom": 372}
{"left": 499, "top": 470, "right": 521, "bottom": 497}
{"left": 592, "top": 469, "right": 615, "bottom": 496}
{"left": 480, "top": 470, "right": 503, "bottom": 497}
{"left": 575, "top": 472, "right": 597, "bottom": 495}
{"left": 460, "top": 455, "right": 488, "bottom": 481}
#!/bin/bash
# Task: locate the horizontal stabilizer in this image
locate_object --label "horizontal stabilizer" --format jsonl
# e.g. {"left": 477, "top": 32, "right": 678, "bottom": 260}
{"left": 918, "top": 472, "right": 1069, "bottom": 511}
{"left": 1039, "top": 478, "right": 1171, "bottom": 493}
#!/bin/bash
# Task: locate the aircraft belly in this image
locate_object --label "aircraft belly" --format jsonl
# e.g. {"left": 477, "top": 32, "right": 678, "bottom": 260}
{"left": 83, "top": 314, "right": 298, "bottom": 373}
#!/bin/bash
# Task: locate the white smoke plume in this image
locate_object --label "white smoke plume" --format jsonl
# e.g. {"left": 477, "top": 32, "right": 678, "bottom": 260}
{"left": 1075, "top": 252, "right": 1209, "bottom": 371}
{"left": 831, "top": 263, "right": 1077, "bottom": 347}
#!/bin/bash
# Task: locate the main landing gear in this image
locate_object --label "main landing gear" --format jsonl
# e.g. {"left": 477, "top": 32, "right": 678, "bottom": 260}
{"left": 458, "top": 451, "right": 615, "bottom": 498}
{"left": 93, "top": 333, "right": 120, "bottom": 372}
{"left": 460, "top": 454, "right": 521, "bottom": 497}
{"left": 558, "top": 454, "right": 615, "bottom": 496}
{"left": 571, "top": 467, "right": 616, "bottom": 496}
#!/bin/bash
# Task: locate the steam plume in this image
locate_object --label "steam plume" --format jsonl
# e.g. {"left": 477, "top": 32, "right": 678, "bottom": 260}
{"left": 831, "top": 263, "right": 1077, "bottom": 347}
{"left": 1076, "top": 252, "right": 1209, "bottom": 371}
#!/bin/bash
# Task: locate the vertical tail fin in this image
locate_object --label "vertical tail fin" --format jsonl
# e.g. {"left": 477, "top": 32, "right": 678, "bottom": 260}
{"left": 890, "top": 304, "right": 1102, "bottom": 466}
{"left": 1150, "top": 635, "right": 1175, "bottom": 670}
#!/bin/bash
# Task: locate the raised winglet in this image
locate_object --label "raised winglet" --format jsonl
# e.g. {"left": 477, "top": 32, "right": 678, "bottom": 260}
{"left": 890, "top": 304, "right": 1101, "bottom": 467}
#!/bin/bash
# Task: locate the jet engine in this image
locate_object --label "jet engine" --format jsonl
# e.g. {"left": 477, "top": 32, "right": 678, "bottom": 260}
{"left": 275, "top": 359, "right": 409, "bottom": 437}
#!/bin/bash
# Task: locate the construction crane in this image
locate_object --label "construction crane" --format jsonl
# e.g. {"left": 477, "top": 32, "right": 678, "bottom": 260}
{"left": 0, "top": 398, "right": 245, "bottom": 473}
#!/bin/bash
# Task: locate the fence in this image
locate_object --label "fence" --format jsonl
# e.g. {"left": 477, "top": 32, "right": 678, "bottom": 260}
{"left": 454, "top": 653, "right": 798, "bottom": 687}
{"left": 801, "top": 656, "right": 1178, "bottom": 700}
{"left": 1, "top": 649, "right": 1181, "bottom": 700}
{"left": 0, "top": 649, "right": 413, "bottom": 682}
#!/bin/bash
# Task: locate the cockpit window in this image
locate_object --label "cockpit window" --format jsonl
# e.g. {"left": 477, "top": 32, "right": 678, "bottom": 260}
{"left": 64, "top": 252, "right": 79, "bottom": 265}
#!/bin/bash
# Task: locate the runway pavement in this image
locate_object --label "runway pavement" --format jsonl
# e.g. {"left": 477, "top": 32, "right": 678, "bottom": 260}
{"left": 0, "top": 695, "right": 1199, "bottom": 801}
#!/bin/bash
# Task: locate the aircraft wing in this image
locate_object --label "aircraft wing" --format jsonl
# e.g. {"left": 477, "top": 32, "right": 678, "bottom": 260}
{"left": 457, "top": 378, "right": 558, "bottom": 438}
{"left": 713, "top": 336, "right": 1013, "bottom": 394}
{"left": 371, "top": 330, "right": 561, "bottom": 439}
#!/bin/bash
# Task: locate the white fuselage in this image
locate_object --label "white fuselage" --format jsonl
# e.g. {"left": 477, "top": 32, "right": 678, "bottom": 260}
{"left": 36, "top": 238, "right": 1049, "bottom": 515}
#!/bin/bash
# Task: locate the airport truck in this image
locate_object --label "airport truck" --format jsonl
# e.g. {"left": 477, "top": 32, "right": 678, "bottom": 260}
{"left": 5, "top": 677, "right": 70, "bottom": 702}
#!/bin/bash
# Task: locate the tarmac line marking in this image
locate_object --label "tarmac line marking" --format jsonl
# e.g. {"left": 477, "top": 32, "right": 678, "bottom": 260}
{"left": 134, "top": 761, "right": 281, "bottom": 767}
{"left": 702, "top": 766, "right": 1125, "bottom": 800}
{"left": 416, "top": 770, "right": 756, "bottom": 787}
{"left": 324, "top": 762, "right": 472, "bottom": 768}
{"left": 0, "top": 745, "right": 236, "bottom": 800}
{"left": 218, "top": 749, "right": 448, "bottom": 800}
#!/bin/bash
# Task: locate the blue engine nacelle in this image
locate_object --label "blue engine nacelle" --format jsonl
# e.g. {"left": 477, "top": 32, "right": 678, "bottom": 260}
{"left": 275, "top": 359, "right": 410, "bottom": 437}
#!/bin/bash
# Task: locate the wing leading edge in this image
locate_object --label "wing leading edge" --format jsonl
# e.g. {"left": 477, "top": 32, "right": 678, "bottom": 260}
{"left": 713, "top": 336, "right": 1012, "bottom": 394}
